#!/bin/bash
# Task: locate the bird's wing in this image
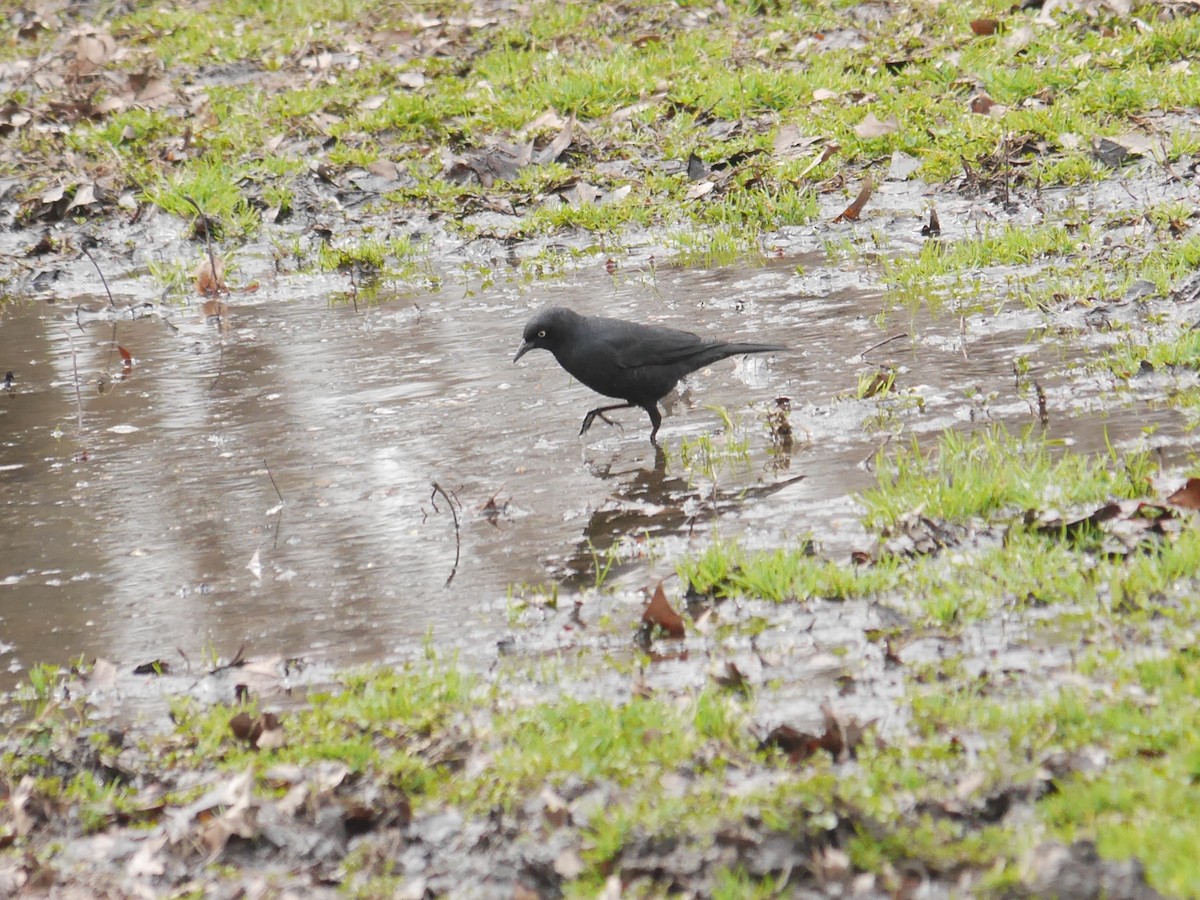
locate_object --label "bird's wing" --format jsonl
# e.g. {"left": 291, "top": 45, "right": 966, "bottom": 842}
{"left": 607, "top": 323, "right": 708, "bottom": 369}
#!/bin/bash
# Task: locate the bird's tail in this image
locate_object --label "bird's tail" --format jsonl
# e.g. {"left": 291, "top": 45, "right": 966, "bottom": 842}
{"left": 719, "top": 342, "right": 786, "bottom": 356}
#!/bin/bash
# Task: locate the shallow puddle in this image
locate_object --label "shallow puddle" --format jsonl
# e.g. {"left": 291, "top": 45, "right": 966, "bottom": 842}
{"left": 1, "top": 239, "right": 1196, "bottom": 698}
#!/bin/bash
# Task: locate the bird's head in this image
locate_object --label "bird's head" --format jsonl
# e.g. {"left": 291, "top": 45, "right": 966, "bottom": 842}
{"left": 513, "top": 307, "right": 581, "bottom": 362}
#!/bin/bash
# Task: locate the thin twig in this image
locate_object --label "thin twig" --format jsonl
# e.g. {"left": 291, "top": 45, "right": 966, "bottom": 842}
{"left": 265, "top": 459, "right": 285, "bottom": 550}
{"left": 183, "top": 194, "right": 222, "bottom": 297}
{"left": 79, "top": 242, "right": 115, "bottom": 308}
{"left": 860, "top": 434, "right": 893, "bottom": 472}
{"left": 61, "top": 325, "right": 84, "bottom": 431}
{"left": 858, "top": 332, "right": 909, "bottom": 360}
{"left": 264, "top": 459, "right": 284, "bottom": 505}
{"left": 430, "top": 481, "right": 461, "bottom": 587}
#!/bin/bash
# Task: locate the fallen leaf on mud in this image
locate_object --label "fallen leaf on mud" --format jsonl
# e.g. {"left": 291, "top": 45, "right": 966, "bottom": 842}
{"left": 642, "top": 582, "right": 685, "bottom": 638}
{"left": 761, "top": 707, "right": 876, "bottom": 764}
{"left": 1033, "top": 500, "right": 1180, "bottom": 553}
{"left": 970, "top": 94, "right": 1006, "bottom": 117}
{"left": 853, "top": 112, "right": 898, "bottom": 139}
{"left": 833, "top": 175, "right": 872, "bottom": 222}
{"left": 480, "top": 491, "right": 510, "bottom": 526}
{"left": 194, "top": 255, "right": 226, "bottom": 296}
{"left": 797, "top": 142, "right": 839, "bottom": 179}
{"left": 685, "top": 180, "right": 716, "bottom": 200}
{"left": 230, "top": 711, "right": 255, "bottom": 743}
{"left": 66, "top": 182, "right": 99, "bottom": 213}
{"left": 168, "top": 766, "right": 256, "bottom": 855}
{"left": 887, "top": 150, "right": 921, "bottom": 181}
{"left": 69, "top": 30, "right": 117, "bottom": 77}
{"left": 1167, "top": 478, "right": 1200, "bottom": 509}
{"left": 256, "top": 712, "right": 285, "bottom": 750}
{"left": 120, "top": 70, "right": 172, "bottom": 107}
{"left": 773, "top": 124, "right": 821, "bottom": 161}
{"left": 812, "top": 88, "right": 838, "bottom": 102}
{"left": 443, "top": 120, "right": 574, "bottom": 187}
{"left": 367, "top": 158, "right": 400, "bottom": 180}
{"left": 712, "top": 660, "right": 752, "bottom": 693}
{"left": 132, "top": 659, "right": 171, "bottom": 676}
{"left": 922, "top": 208, "right": 942, "bottom": 236}
{"left": 397, "top": 70, "right": 427, "bottom": 90}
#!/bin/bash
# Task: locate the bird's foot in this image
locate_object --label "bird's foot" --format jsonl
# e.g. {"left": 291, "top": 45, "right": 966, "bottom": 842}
{"left": 580, "top": 409, "right": 623, "bottom": 436}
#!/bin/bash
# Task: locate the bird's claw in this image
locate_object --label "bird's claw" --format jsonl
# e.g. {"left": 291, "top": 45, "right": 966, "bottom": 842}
{"left": 580, "top": 410, "right": 622, "bottom": 436}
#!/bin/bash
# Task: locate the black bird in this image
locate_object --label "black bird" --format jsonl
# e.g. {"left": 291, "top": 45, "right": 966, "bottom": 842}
{"left": 513, "top": 306, "right": 784, "bottom": 444}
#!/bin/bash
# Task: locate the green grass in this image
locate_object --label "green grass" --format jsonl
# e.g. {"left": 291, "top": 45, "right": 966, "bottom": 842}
{"left": 2, "top": 0, "right": 1195, "bottom": 259}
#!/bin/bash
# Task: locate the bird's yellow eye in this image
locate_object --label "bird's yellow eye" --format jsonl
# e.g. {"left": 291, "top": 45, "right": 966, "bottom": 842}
{"left": 537, "top": 329, "right": 547, "bottom": 338}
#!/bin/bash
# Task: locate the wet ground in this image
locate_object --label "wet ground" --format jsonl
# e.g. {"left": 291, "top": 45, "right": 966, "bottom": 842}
{"left": 3, "top": 176, "right": 1198, "bottom": 712}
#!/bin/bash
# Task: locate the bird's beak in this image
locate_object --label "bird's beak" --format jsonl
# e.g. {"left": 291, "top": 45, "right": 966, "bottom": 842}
{"left": 513, "top": 341, "right": 532, "bottom": 363}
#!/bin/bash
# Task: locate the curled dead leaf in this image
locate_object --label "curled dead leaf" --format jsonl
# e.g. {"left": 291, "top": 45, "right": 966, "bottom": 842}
{"left": 853, "top": 112, "right": 898, "bottom": 140}
{"left": 194, "top": 255, "right": 226, "bottom": 296}
{"left": 642, "top": 582, "right": 685, "bottom": 639}
{"left": 833, "top": 175, "right": 873, "bottom": 223}
{"left": 1167, "top": 478, "right": 1200, "bottom": 510}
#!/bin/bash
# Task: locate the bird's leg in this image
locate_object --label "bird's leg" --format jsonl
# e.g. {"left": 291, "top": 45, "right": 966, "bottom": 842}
{"left": 644, "top": 404, "right": 663, "bottom": 446}
{"left": 580, "top": 402, "right": 635, "bottom": 435}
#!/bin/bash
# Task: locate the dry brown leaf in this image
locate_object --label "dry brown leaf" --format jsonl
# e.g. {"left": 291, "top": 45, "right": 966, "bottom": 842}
{"left": 255, "top": 712, "right": 285, "bottom": 750}
{"left": 797, "top": 142, "right": 838, "bottom": 179}
{"left": 1167, "top": 478, "right": 1200, "bottom": 510}
{"left": 66, "top": 182, "right": 97, "bottom": 212}
{"left": 970, "top": 18, "right": 1000, "bottom": 35}
{"left": 367, "top": 158, "right": 400, "bottom": 180}
{"left": 833, "top": 175, "right": 873, "bottom": 223}
{"left": 922, "top": 208, "right": 942, "bottom": 237}
{"left": 773, "top": 123, "right": 821, "bottom": 161}
{"left": 194, "top": 255, "right": 226, "bottom": 296}
{"left": 69, "top": 31, "right": 116, "bottom": 77}
{"left": 643, "top": 582, "right": 685, "bottom": 638}
{"left": 397, "top": 71, "right": 427, "bottom": 90}
{"left": 853, "top": 112, "right": 898, "bottom": 139}
{"left": 534, "top": 119, "right": 574, "bottom": 166}
{"left": 970, "top": 94, "right": 998, "bottom": 115}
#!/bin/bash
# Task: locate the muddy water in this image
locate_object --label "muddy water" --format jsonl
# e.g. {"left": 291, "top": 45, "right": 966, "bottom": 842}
{"left": 0, "top": 249, "right": 1194, "bottom": 691}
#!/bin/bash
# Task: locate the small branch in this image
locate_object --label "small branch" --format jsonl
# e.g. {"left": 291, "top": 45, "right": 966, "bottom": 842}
{"left": 264, "top": 459, "right": 285, "bottom": 505}
{"left": 265, "top": 459, "right": 285, "bottom": 550}
{"left": 430, "top": 481, "right": 462, "bottom": 588}
{"left": 60, "top": 325, "right": 84, "bottom": 431}
{"left": 858, "top": 332, "right": 909, "bottom": 360}
{"left": 79, "top": 241, "right": 115, "bottom": 308}
{"left": 207, "top": 644, "right": 246, "bottom": 677}
{"left": 184, "top": 194, "right": 223, "bottom": 297}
